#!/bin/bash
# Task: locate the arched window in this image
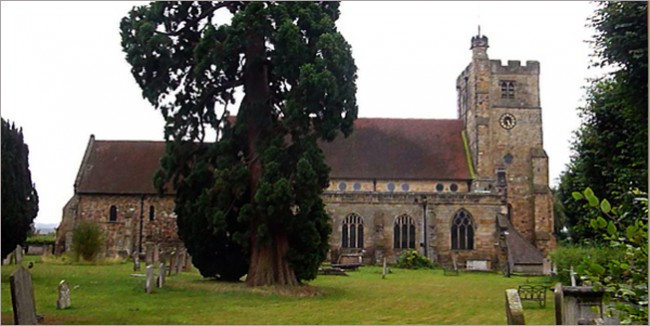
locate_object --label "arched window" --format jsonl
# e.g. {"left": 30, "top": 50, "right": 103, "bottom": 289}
{"left": 451, "top": 210, "right": 474, "bottom": 250}
{"left": 149, "top": 205, "right": 155, "bottom": 221}
{"left": 342, "top": 213, "right": 364, "bottom": 249}
{"left": 109, "top": 205, "right": 117, "bottom": 222}
{"left": 393, "top": 214, "right": 416, "bottom": 249}
{"left": 500, "top": 80, "right": 516, "bottom": 99}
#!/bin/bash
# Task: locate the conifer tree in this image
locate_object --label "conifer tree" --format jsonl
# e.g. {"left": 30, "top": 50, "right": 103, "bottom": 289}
{"left": 120, "top": 1, "right": 357, "bottom": 286}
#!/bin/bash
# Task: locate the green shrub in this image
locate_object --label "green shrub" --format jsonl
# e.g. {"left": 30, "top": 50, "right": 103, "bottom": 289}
{"left": 25, "top": 234, "right": 55, "bottom": 246}
{"left": 72, "top": 220, "right": 105, "bottom": 262}
{"left": 549, "top": 244, "right": 621, "bottom": 285}
{"left": 396, "top": 249, "right": 432, "bottom": 269}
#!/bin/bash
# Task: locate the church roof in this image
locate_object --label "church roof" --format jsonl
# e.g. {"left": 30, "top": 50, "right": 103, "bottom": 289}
{"left": 75, "top": 118, "right": 471, "bottom": 195}
{"left": 321, "top": 118, "right": 471, "bottom": 181}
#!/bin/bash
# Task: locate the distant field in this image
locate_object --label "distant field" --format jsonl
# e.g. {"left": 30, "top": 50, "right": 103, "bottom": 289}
{"left": 1, "top": 257, "right": 555, "bottom": 324}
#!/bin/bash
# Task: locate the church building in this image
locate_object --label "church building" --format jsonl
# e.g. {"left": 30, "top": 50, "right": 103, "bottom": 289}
{"left": 56, "top": 34, "right": 556, "bottom": 274}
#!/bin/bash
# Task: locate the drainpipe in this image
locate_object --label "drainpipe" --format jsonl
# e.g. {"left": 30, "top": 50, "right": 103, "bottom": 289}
{"left": 421, "top": 195, "right": 428, "bottom": 258}
{"left": 138, "top": 194, "right": 144, "bottom": 255}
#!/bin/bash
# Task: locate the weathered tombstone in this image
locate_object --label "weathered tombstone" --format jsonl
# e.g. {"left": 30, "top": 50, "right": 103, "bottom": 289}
{"left": 145, "top": 265, "right": 154, "bottom": 293}
{"left": 145, "top": 243, "right": 153, "bottom": 265}
{"left": 382, "top": 257, "right": 387, "bottom": 279}
{"left": 505, "top": 289, "right": 525, "bottom": 325}
{"left": 9, "top": 265, "right": 37, "bottom": 325}
{"left": 2, "top": 253, "right": 12, "bottom": 265}
{"left": 57, "top": 280, "right": 71, "bottom": 309}
{"left": 554, "top": 283, "right": 609, "bottom": 325}
{"left": 184, "top": 253, "right": 192, "bottom": 272}
{"left": 174, "top": 250, "right": 182, "bottom": 274}
{"left": 152, "top": 244, "right": 159, "bottom": 263}
{"left": 15, "top": 244, "right": 24, "bottom": 264}
{"left": 542, "top": 258, "right": 552, "bottom": 276}
{"left": 157, "top": 263, "right": 166, "bottom": 288}
{"left": 133, "top": 255, "right": 140, "bottom": 271}
{"left": 167, "top": 252, "right": 174, "bottom": 276}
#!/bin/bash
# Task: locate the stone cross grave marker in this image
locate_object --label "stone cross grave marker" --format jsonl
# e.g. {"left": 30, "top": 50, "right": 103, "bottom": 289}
{"left": 157, "top": 263, "right": 166, "bottom": 288}
{"left": 9, "top": 265, "right": 38, "bottom": 325}
{"left": 57, "top": 280, "right": 71, "bottom": 309}
{"left": 145, "top": 265, "right": 154, "bottom": 293}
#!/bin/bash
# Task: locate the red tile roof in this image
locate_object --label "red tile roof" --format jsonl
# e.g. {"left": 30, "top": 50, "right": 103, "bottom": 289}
{"left": 75, "top": 118, "right": 471, "bottom": 194}
{"left": 320, "top": 118, "right": 471, "bottom": 180}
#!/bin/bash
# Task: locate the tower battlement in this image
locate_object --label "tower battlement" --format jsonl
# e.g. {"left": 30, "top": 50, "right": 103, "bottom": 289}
{"left": 490, "top": 60, "right": 539, "bottom": 75}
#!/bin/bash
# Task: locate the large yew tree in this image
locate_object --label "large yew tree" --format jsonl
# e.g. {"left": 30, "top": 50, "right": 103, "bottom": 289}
{"left": 1, "top": 118, "right": 39, "bottom": 259}
{"left": 120, "top": 1, "right": 357, "bottom": 286}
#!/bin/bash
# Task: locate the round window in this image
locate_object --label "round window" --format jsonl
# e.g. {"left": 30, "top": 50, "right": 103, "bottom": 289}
{"left": 387, "top": 182, "right": 395, "bottom": 192}
{"left": 450, "top": 183, "right": 458, "bottom": 192}
{"left": 338, "top": 182, "right": 347, "bottom": 191}
{"left": 436, "top": 183, "right": 444, "bottom": 192}
{"left": 401, "top": 183, "right": 410, "bottom": 191}
{"left": 353, "top": 182, "right": 361, "bottom": 191}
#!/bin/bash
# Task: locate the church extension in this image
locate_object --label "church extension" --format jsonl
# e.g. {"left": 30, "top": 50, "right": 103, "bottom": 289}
{"left": 56, "top": 34, "right": 556, "bottom": 274}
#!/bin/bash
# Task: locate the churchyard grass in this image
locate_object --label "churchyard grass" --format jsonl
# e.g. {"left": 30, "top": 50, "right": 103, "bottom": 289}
{"left": 2, "top": 256, "right": 555, "bottom": 324}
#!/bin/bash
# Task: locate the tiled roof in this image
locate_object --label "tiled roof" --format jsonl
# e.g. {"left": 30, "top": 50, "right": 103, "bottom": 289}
{"left": 320, "top": 118, "right": 471, "bottom": 180}
{"left": 75, "top": 118, "right": 471, "bottom": 194}
{"left": 75, "top": 139, "right": 168, "bottom": 195}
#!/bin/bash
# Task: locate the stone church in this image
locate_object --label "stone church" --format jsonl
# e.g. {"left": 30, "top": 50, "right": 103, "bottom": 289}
{"left": 56, "top": 34, "right": 556, "bottom": 273}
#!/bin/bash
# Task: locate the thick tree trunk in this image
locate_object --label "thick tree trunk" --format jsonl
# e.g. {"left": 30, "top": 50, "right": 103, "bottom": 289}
{"left": 242, "top": 29, "right": 300, "bottom": 287}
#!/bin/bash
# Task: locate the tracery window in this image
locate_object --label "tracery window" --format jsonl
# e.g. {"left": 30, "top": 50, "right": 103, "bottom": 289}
{"left": 342, "top": 213, "right": 364, "bottom": 249}
{"left": 393, "top": 214, "right": 416, "bottom": 249}
{"left": 451, "top": 209, "right": 474, "bottom": 250}
{"left": 500, "top": 80, "right": 516, "bottom": 99}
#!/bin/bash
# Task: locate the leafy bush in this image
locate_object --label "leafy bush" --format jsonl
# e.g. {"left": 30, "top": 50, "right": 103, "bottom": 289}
{"left": 549, "top": 245, "right": 620, "bottom": 285}
{"left": 72, "top": 220, "right": 105, "bottom": 262}
{"left": 25, "top": 234, "right": 55, "bottom": 246}
{"left": 396, "top": 250, "right": 432, "bottom": 269}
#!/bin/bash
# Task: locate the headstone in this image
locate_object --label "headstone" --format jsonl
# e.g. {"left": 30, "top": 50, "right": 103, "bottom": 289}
{"left": 174, "top": 250, "right": 182, "bottom": 274}
{"left": 382, "top": 257, "right": 387, "bottom": 279}
{"left": 15, "top": 244, "right": 24, "bottom": 264}
{"left": 554, "top": 283, "right": 609, "bottom": 325}
{"left": 2, "top": 253, "right": 12, "bottom": 265}
{"left": 9, "top": 265, "right": 37, "bottom": 325}
{"left": 157, "top": 263, "right": 166, "bottom": 288}
{"left": 505, "top": 289, "right": 526, "bottom": 325}
{"left": 167, "top": 253, "right": 174, "bottom": 276}
{"left": 542, "top": 258, "right": 552, "bottom": 276}
{"left": 152, "top": 244, "right": 159, "bottom": 263}
{"left": 145, "top": 265, "right": 154, "bottom": 293}
{"left": 145, "top": 243, "right": 153, "bottom": 265}
{"left": 133, "top": 255, "right": 140, "bottom": 271}
{"left": 57, "top": 280, "right": 71, "bottom": 309}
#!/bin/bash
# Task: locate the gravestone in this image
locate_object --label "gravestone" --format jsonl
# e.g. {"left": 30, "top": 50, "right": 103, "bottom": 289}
{"left": 9, "top": 265, "right": 37, "bottom": 325}
{"left": 184, "top": 253, "right": 192, "bottom": 272}
{"left": 145, "top": 243, "right": 153, "bottom": 265}
{"left": 505, "top": 289, "right": 525, "bottom": 325}
{"left": 157, "top": 263, "right": 165, "bottom": 288}
{"left": 153, "top": 244, "right": 159, "bottom": 263}
{"left": 173, "top": 250, "right": 182, "bottom": 274}
{"left": 167, "top": 253, "right": 174, "bottom": 276}
{"left": 145, "top": 265, "right": 154, "bottom": 293}
{"left": 382, "top": 257, "right": 387, "bottom": 279}
{"left": 57, "top": 280, "right": 71, "bottom": 309}
{"left": 554, "top": 283, "right": 611, "bottom": 325}
{"left": 15, "top": 244, "right": 24, "bottom": 264}
{"left": 133, "top": 255, "right": 140, "bottom": 271}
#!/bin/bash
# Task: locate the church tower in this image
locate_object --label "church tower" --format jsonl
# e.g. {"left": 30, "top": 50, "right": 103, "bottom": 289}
{"left": 456, "top": 32, "right": 556, "bottom": 254}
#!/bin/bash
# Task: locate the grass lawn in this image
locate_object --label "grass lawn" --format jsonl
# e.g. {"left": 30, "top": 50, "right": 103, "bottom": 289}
{"left": 1, "top": 256, "right": 555, "bottom": 324}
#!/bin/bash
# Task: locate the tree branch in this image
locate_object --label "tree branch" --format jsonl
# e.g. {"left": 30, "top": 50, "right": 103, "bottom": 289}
{"left": 155, "top": 2, "right": 232, "bottom": 37}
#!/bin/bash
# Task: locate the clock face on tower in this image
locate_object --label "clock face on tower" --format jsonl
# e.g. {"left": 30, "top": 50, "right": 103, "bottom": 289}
{"left": 499, "top": 113, "right": 517, "bottom": 130}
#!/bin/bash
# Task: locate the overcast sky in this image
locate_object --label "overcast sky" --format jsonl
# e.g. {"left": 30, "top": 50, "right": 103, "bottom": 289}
{"left": 1, "top": 1, "right": 605, "bottom": 226}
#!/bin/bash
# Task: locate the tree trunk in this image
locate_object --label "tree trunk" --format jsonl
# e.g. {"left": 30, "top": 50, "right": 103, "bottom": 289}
{"left": 241, "top": 28, "right": 299, "bottom": 287}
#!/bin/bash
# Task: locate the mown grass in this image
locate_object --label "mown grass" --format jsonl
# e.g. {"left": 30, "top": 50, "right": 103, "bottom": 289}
{"left": 1, "top": 256, "right": 555, "bottom": 324}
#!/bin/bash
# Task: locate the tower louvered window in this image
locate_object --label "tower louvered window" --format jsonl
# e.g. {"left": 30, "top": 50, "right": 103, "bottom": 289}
{"left": 500, "top": 80, "right": 515, "bottom": 99}
{"left": 451, "top": 210, "right": 474, "bottom": 250}
{"left": 393, "top": 214, "right": 416, "bottom": 249}
{"left": 342, "top": 213, "right": 364, "bottom": 249}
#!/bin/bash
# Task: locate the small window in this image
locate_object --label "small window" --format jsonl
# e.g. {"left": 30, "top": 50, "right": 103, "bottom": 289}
{"left": 504, "top": 153, "right": 513, "bottom": 164}
{"left": 450, "top": 183, "right": 459, "bottom": 192}
{"left": 338, "top": 182, "right": 347, "bottom": 191}
{"left": 436, "top": 183, "right": 444, "bottom": 192}
{"left": 500, "top": 80, "right": 515, "bottom": 99}
{"left": 401, "top": 183, "right": 410, "bottom": 192}
{"left": 109, "top": 205, "right": 117, "bottom": 222}
{"left": 387, "top": 182, "right": 395, "bottom": 192}
{"left": 149, "top": 205, "right": 155, "bottom": 221}
{"left": 353, "top": 182, "right": 362, "bottom": 191}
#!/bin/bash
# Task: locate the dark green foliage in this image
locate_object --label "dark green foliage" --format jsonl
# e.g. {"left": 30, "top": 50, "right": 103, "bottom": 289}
{"left": 120, "top": 2, "right": 357, "bottom": 284}
{"left": 558, "top": 1, "right": 647, "bottom": 243}
{"left": 573, "top": 188, "right": 648, "bottom": 325}
{"left": 396, "top": 249, "right": 432, "bottom": 270}
{"left": 72, "top": 220, "right": 105, "bottom": 262}
{"left": 1, "top": 118, "right": 39, "bottom": 260}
